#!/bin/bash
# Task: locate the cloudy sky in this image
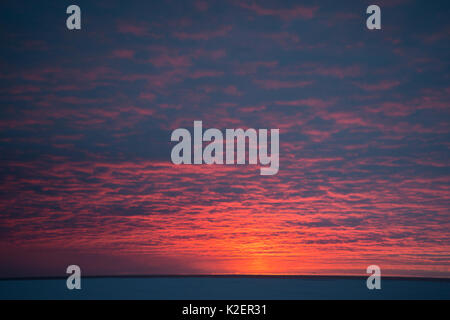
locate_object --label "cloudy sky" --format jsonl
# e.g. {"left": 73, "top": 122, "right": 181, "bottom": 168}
{"left": 0, "top": 0, "right": 449, "bottom": 278}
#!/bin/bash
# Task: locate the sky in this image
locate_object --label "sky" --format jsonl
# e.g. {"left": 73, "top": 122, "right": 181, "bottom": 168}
{"left": 0, "top": 0, "right": 449, "bottom": 278}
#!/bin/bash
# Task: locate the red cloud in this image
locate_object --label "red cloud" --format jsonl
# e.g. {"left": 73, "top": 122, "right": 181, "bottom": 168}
{"left": 117, "top": 22, "right": 149, "bottom": 36}
{"left": 238, "top": 2, "right": 319, "bottom": 20}
{"left": 174, "top": 26, "right": 232, "bottom": 40}
{"left": 354, "top": 80, "right": 401, "bottom": 91}
{"left": 275, "top": 98, "right": 334, "bottom": 108}
{"left": 111, "top": 49, "right": 135, "bottom": 59}
{"left": 253, "top": 79, "right": 313, "bottom": 89}
{"left": 189, "top": 70, "right": 224, "bottom": 79}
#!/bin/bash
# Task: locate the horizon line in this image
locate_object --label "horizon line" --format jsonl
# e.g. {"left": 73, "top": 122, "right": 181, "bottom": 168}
{"left": 1, "top": 274, "right": 449, "bottom": 282}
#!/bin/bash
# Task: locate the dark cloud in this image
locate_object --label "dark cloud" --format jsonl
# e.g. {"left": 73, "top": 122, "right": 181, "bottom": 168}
{"left": 0, "top": 0, "right": 449, "bottom": 278}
